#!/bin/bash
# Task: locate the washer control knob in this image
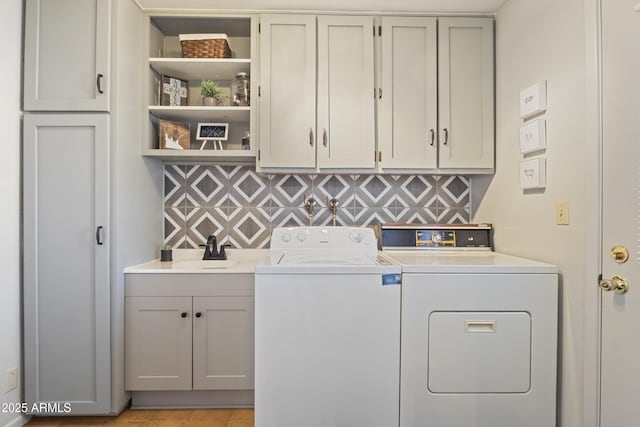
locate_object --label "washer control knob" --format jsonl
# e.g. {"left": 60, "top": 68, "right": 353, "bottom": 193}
{"left": 349, "top": 230, "right": 363, "bottom": 243}
{"left": 281, "top": 233, "right": 291, "bottom": 243}
{"left": 432, "top": 232, "right": 442, "bottom": 244}
{"left": 297, "top": 232, "right": 307, "bottom": 242}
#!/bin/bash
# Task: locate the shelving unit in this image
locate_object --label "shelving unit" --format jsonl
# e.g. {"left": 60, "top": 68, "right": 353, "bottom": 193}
{"left": 143, "top": 15, "right": 256, "bottom": 161}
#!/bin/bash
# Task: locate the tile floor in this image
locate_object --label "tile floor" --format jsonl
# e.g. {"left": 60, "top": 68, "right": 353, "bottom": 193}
{"left": 25, "top": 408, "right": 254, "bottom": 427}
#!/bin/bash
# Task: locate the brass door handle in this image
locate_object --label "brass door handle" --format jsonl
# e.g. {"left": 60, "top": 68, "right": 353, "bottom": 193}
{"left": 600, "top": 275, "right": 629, "bottom": 294}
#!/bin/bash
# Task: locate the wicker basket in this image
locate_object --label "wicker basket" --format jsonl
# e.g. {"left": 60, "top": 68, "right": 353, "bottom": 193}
{"left": 179, "top": 34, "right": 232, "bottom": 58}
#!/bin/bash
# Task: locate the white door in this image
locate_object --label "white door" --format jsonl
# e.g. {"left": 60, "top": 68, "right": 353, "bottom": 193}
{"left": 317, "top": 15, "right": 376, "bottom": 169}
{"left": 378, "top": 17, "right": 437, "bottom": 170}
{"left": 258, "top": 14, "right": 316, "bottom": 168}
{"left": 599, "top": 1, "right": 640, "bottom": 425}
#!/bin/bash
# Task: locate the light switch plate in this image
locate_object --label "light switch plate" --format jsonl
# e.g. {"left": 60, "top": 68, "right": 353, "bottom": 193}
{"left": 520, "top": 119, "right": 547, "bottom": 154}
{"left": 556, "top": 200, "right": 569, "bottom": 225}
{"left": 520, "top": 80, "right": 547, "bottom": 119}
{"left": 520, "top": 157, "right": 546, "bottom": 189}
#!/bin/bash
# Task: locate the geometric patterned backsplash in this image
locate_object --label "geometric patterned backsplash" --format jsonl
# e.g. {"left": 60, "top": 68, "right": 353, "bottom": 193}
{"left": 164, "top": 164, "right": 471, "bottom": 249}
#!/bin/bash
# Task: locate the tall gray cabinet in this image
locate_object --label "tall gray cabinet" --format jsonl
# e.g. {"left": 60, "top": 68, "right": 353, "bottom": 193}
{"left": 23, "top": 0, "right": 162, "bottom": 415}
{"left": 23, "top": 114, "right": 111, "bottom": 414}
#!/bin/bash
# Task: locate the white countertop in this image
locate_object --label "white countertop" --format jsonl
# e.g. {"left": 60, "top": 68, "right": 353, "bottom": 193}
{"left": 124, "top": 248, "right": 269, "bottom": 274}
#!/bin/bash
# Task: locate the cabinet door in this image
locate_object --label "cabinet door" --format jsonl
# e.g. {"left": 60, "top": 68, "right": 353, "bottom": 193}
{"left": 23, "top": 113, "right": 110, "bottom": 414}
{"left": 317, "top": 16, "right": 376, "bottom": 169}
{"left": 438, "top": 18, "right": 494, "bottom": 170}
{"left": 259, "top": 15, "right": 316, "bottom": 168}
{"left": 125, "top": 296, "right": 193, "bottom": 391}
{"left": 379, "top": 17, "right": 437, "bottom": 170}
{"left": 24, "top": 0, "right": 111, "bottom": 111}
{"left": 193, "top": 297, "right": 254, "bottom": 390}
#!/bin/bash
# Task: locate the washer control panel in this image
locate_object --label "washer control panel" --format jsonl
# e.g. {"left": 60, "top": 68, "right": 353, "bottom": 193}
{"left": 380, "top": 224, "right": 493, "bottom": 250}
{"left": 271, "top": 226, "right": 377, "bottom": 250}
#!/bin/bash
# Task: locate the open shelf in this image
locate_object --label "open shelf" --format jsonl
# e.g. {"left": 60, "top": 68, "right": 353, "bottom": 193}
{"left": 150, "top": 58, "right": 250, "bottom": 81}
{"left": 149, "top": 106, "right": 250, "bottom": 122}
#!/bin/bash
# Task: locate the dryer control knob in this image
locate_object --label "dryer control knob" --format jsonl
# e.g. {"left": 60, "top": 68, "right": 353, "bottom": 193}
{"left": 349, "top": 230, "right": 363, "bottom": 243}
{"left": 281, "top": 233, "right": 291, "bottom": 243}
{"left": 297, "top": 232, "right": 307, "bottom": 242}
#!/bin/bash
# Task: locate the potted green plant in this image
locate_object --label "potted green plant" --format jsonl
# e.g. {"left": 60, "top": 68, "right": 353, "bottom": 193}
{"left": 160, "top": 244, "right": 173, "bottom": 262}
{"left": 200, "top": 80, "right": 226, "bottom": 106}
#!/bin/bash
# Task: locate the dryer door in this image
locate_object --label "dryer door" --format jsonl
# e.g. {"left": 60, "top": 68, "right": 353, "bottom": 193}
{"left": 428, "top": 311, "right": 531, "bottom": 393}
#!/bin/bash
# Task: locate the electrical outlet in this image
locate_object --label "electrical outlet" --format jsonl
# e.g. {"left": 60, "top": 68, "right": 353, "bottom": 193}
{"left": 556, "top": 200, "right": 570, "bottom": 225}
{"left": 5, "top": 367, "right": 17, "bottom": 393}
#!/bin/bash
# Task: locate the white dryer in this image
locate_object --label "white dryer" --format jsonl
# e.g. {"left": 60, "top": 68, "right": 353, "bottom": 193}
{"left": 255, "top": 226, "right": 402, "bottom": 427}
{"left": 381, "top": 224, "right": 558, "bottom": 427}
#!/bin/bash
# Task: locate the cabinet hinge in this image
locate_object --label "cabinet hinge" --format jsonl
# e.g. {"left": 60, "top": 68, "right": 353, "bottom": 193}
{"left": 379, "top": 26, "right": 382, "bottom": 36}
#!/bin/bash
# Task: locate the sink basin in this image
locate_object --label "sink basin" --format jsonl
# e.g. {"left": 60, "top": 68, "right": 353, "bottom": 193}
{"left": 171, "top": 260, "right": 237, "bottom": 269}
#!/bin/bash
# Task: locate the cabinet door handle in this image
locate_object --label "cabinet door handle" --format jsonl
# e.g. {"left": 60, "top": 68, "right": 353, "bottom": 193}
{"left": 195, "top": 312, "right": 202, "bottom": 318}
{"left": 180, "top": 312, "right": 188, "bottom": 318}
{"left": 442, "top": 128, "right": 449, "bottom": 146}
{"left": 96, "top": 226, "right": 104, "bottom": 245}
{"left": 97, "top": 73, "right": 104, "bottom": 94}
{"left": 309, "top": 128, "right": 314, "bottom": 147}
{"left": 430, "top": 129, "right": 435, "bottom": 146}
{"left": 322, "top": 129, "right": 328, "bottom": 148}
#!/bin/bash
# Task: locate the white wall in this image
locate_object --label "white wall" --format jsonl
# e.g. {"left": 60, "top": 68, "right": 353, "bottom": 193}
{"left": 471, "top": 0, "right": 590, "bottom": 426}
{"left": 0, "top": 0, "right": 24, "bottom": 426}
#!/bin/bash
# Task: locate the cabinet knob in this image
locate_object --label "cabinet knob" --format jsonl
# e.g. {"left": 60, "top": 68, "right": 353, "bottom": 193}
{"left": 180, "top": 312, "right": 188, "bottom": 318}
{"left": 195, "top": 312, "right": 202, "bottom": 318}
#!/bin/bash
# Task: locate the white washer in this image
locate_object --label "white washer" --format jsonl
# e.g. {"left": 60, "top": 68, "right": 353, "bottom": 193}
{"left": 381, "top": 224, "right": 558, "bottom": 427}
{"left": 255, "top": 226, "right": 401, "bottom": 427}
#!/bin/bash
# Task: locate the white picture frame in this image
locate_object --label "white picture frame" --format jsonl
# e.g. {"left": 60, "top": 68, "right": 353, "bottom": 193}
{"left": 520, "top": 119, "right": 547, "bottom": 154}
{"left": 520, "top": 157, "right": 547, "bottom": 190}
{"left": 519, "top": 80, "right": 547, "bottom": 119}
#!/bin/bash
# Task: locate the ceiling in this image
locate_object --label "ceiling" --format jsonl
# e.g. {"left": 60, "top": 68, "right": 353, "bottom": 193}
{"left": 135, "top": 0, "right": 508, "bottom": 14}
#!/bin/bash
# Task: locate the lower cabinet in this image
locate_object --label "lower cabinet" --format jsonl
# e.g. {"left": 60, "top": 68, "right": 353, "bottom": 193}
{"left": 124, "top": 275, "right": 254, "bottom": 392}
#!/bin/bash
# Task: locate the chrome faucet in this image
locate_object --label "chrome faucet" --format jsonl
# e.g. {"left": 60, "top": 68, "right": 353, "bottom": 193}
{"left": 199, "top": 234, "right": 228, "bottom": 260}
{"left": 328, "top": 198, "right": 339, "bottom": 226}
{"left": 304, "top": 196, "right": 317, "bottom": 226}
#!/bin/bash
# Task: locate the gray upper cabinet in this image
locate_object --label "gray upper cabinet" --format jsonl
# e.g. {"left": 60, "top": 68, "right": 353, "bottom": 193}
{"left": 23, "top": 113, "right": 111, "bottom": 414}
{"left": 258, "top": 14, "right": 316, "bottom": 168}
{"left": 258, "top": 14, "right": 376, "bottom": 170}
{"left": 438, "top": 17, "right": 494, "bottom": 170}
{"left": 24, "top": 0, "right": 111, "bottom": 111}
{"left": 378, "top": 16, "right": 494, "bottom": 172}
{"left": 316, "top": 15, "right": 376, "bottom": 169}
{"left": 378, "top": 17, "right": 438, "bottom": 170}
